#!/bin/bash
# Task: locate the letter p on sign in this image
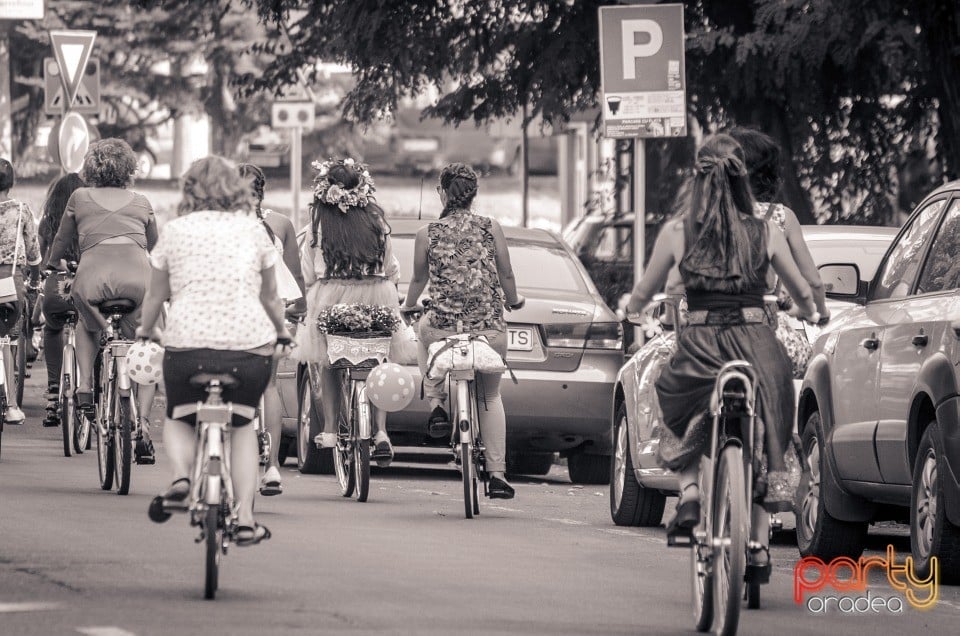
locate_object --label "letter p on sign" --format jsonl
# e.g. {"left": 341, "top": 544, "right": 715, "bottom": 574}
{"left": 621, "top": 20, "right": 663, "bottom": 79}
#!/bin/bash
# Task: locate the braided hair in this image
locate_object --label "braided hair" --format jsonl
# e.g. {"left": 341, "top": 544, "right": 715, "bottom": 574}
{"left": 438, "top": 163, "right": 478, "bottom": 218}
{"left": 238, "top": 163, "right": 267, "bottom": 219}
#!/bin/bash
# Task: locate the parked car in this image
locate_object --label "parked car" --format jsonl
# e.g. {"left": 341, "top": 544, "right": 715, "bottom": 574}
{"left": 294, "top": 219, "right": 625, "bottom": 483}
{"left": 609, "top": 224, "right": 898, "bottom": 527}
{"left": 796, "top": 183, "right": 960, "bottom": 582}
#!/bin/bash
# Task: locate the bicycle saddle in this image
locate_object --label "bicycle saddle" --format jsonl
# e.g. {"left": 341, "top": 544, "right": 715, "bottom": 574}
{"left": 189, "top": 373, "right": 239, "bottom": 389}
{"left": 97, "top": 298, "right": 137, "bottom": 315}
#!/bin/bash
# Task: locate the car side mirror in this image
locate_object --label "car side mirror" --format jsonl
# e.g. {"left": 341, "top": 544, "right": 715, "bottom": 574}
{"left": 819, "top": 263, "right": 863, "bottom": 300}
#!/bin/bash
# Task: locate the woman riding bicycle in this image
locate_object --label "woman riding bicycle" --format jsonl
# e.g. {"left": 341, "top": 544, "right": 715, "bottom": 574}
{"left": 38, "top": 172, "right": 85, "bottom": 427}
{"left": 626, "top": 134, "right": 817, "bottom": 575}
{"left": 295, "top": 158, "right": 400, "bottom": 465}
{"left": 237, "top": 163, "right": 306, "bottom": 496}
{"left": 400, "top": 163, "right": 524, "bottom": 500}
{"left": 138, "top": 156, "right": 291, "bottom": 546}
{"left": 0, "top": 158, "right": 42, "bottom": 424}
{"left": 45, "top": 139, "right": 157, "bottom": 460}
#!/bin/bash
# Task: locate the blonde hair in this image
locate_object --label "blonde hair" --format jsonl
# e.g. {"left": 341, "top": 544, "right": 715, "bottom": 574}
{"left": 178, "top": 156, "right": 253, "bottom": 216}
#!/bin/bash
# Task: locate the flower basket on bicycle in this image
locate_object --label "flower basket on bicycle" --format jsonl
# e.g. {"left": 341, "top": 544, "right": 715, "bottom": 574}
{"left": 317, "top": 303, "right": 399, "bottom": 369}
{"left": 325, "top": 332, "right": 391, "bottom": 369}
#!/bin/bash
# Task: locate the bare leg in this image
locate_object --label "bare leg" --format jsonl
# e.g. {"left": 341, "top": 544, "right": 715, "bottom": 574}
{"left": 231, "top": 422, "right": 258, "bottom": 527}
{"left": 2, "top": 344, "right": 14, "bottom": 414}
{"left": 676, "top": 463, "right": 699, "bottom": 503}
{"left": 137, "top": 384, "right": 156, "bottom": 427}
{"left": 162, "top": 417, "right": 195, "bottom": 481}
{"left": 263, "top": 382, "right": 283, "bottom": 469}
{"left": 319, "top": 366, "right": 341, "bottom": 435}
{"left": 75, "top": 326, "right": 98, "bottom": 393}
{"left": 751, "top": 504, "right": 770, "bottom": 546}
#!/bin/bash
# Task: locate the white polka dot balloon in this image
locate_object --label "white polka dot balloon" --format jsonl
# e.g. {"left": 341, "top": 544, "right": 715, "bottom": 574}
{"left": 366, "top": 363, "right": 415, "bottom": 412}
{"left": 126, "top": 340, "right": 164, "bottom": 385}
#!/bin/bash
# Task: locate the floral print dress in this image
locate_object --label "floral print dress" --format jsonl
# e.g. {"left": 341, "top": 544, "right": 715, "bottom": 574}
{"left": 426, "top": 210, "right": 505, "bottom": 332}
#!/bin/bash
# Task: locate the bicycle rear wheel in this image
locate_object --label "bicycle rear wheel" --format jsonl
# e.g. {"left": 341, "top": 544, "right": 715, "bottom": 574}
{"left": 353, "top": 385, "right": 370, "bottom": 502}
{"left": 96, "top": 422, "right": 114, "bottom": 491}
{"left": 333, "top": 374, "right": 355, "bottom": 497}
{"left": 14, "top": 328, "right": 25, "bottom": 409}
{"left": 204, "top": 503, "right": 220, "bottom": 600}
{"left": 712, "top": 444, "right": 746, "bottom": 636}
{"left": 462, "top": 441, "right": 474, "bottom": 519}
{"left": 114, "top": 392, "right": 133, "bottom": 495}
{"left": 61, "top": 371, "right": 74, "bottom": 458}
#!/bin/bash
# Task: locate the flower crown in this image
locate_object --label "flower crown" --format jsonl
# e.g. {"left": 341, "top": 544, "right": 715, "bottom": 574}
{"left": 311, "top": 157, "right": 376, "bottom": 213}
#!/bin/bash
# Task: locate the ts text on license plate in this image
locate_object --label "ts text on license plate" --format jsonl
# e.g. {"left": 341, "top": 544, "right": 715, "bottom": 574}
{"left": 508, "top": 327, "right": 534, "bottom": 351}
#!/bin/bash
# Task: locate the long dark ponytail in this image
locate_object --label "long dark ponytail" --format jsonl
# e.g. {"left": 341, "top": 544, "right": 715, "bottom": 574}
{"left": 39, "top": 172, "right": 84, "bottom": 260}
{"left": 680, "top": 134, "right": 762, "bottom": 288}
{"left": 309, "top": 163, "right": 389, "bottom": 278}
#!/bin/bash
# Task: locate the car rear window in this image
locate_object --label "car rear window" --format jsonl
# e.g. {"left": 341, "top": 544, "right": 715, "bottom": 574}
{"left": 392, "top": 235, "right": 587, "bottom": 292}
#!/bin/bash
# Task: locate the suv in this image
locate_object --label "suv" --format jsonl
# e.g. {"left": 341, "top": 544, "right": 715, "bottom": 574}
{"left": 797, "top": 181, "right": 960, "bottom": 582}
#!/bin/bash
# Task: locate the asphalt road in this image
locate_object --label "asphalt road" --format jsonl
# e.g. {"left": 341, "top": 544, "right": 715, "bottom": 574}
{"left": 2, "top": 365, "right": 959, "bottom": 635}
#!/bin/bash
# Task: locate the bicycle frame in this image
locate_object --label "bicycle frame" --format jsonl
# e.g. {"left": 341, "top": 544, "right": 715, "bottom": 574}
{"left": 697, "top": 361, "right": 758, "bottom": 550}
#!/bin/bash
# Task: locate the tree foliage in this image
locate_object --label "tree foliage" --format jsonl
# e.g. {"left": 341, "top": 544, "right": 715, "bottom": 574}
{"left": 252, "top": 0, "right": 957, "bottom": 225}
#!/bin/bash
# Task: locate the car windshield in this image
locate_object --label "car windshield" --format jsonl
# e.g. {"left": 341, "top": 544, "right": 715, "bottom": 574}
{"left": 391, "top": 234, "right": 587, "bottom": 292}
{"left": 806, "top": 238, "right": 891, "bottom": 281}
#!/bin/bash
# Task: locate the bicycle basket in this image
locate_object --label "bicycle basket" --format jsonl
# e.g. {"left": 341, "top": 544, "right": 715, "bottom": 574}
{"left": 425, "top": 334, "right": 507, "bottom": 380}
{"left": 326, "top": 332, "right": 391, "bottom": 368}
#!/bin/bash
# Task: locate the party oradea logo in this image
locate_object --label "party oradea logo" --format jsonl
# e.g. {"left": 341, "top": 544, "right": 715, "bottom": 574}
{"left": 794, "top": 546, "right": 938, "bottom": 614}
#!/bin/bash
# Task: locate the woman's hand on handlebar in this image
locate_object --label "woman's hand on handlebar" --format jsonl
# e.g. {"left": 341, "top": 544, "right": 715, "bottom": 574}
{"left": 505, "top": 295, "right": 525, "bottom": 311}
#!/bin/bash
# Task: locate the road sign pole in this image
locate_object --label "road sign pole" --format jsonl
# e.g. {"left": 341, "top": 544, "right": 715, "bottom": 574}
{"left": 290, "top": 126, "right": 302, "bottom": 230}
{"left": 633, "top": 137, "right": 645, "bottom": 345}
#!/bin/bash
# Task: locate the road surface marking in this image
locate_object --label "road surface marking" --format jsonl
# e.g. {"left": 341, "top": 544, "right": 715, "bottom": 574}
{"left": 0, "top": 602, "right": 63, "bottom": 613}
{"left": 77, "top": 627, "right": 138, "bottom": 636}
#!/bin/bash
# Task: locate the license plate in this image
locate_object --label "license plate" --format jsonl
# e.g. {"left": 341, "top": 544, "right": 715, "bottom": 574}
{"left": 508, "top": 327, "right": 534, "bottom": 351}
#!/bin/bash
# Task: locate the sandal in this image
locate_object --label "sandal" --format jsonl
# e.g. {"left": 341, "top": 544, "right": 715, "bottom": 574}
{"left": 746, "top": 542, "right": 772, "bottom": 584}
{"left": 234, "top": 523, "right": 271, "bottom": 547}
{"left": 666, "top": 484, "right": 701, "bottom": 541}
{"left": 313, "top": 432, "right": 337, "bottom": 449}
{"left": 42, "top": 403, "right": 60, "bottom": 428}
{"left": 148, "top": 478, "right": 190, "bottom": 523}
{"left": 371, "top": 433, "right": 394, "bottom": 468}
{"left": 488, "top": 476, "right": 516, "bottom": 499}
{"left": 135, "top": 435, "right": 156, "bottom": 465}
{"left": 427, "top": 406, "right": 451, "bottom": 438}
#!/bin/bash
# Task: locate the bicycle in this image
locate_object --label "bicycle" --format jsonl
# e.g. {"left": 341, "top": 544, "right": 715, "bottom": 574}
{"left": 629, "top": 294, "right": 812, "bottom": 636}
{"left": 402, "top": 300, "right": 507, "bottom": 520}
{"left": 151, "top": 343, "right": 288, "bottom": 599}
{"left": 324, "top": 336, "right": 387, "bottom": 503}
{"left": 92, "top": 298, "right": 150, "bottom": 495}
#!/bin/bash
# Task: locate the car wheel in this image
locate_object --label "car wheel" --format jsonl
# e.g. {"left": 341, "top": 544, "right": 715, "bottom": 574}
{"left": 796, "top": 410, "right": 867, "bottom": 559}
{"left": 911, "top": 422, "right": 960, "bottom": 584}
{"left": 610, "top": 403, "right": 665, "bottom": 526}
{"left": 297, "top": 367, "right": 333, "bottom": 475}
{"left": 137, "top": 150, "right": 155, "bottom": 179}
{"left": 507, "top": 451, "right": 555, "bottom": 476}
{"left": 568, "top": 452, "right": 610, "bottom": 485}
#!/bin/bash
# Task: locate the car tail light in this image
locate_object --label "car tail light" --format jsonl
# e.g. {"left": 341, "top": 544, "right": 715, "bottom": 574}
{"left": 586, "top": 322, "right": 624, "bottom": 350}
{"left": 542, "top": 322, "right": 623, "bottom": 350}
{"left": 543, "top": 323, "right": 589, "bottom": 348}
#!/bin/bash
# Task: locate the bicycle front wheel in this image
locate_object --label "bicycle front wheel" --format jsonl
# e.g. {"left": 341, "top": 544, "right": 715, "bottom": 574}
{"left": 14, "top": 328, "right": 25, "bottom": 408}
{"left": 204, "top": 504, "right": 220, "bottom": 600}
{"left": 712, "top": 444, "right": 746, "bottom": 636}
{"left": 691, "top": 458, "right": 713, "bottom": 632}
{"left": 114, "top": 393, "right": 133, "bottom": 495}
{"left": 333, "top": 374, "right": 355, "bottom": 497}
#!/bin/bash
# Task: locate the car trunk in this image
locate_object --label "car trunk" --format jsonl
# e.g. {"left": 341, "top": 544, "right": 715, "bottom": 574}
{"left": 507, "top": 289, "right": 601, "bottom": 372}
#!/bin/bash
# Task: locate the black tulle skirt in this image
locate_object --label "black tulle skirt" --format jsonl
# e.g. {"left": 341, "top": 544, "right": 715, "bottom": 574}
{"left": 655, "top": 317, "right": 801, "bottom": 512}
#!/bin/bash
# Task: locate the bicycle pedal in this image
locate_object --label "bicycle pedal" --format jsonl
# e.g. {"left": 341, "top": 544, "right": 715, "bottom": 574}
{"left": 667, "top": 531, "right": 694, "bottom": 548}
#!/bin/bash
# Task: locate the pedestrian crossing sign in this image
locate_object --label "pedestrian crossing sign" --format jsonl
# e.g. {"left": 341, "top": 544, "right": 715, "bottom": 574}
{"left": 44, "top": 57, "right": 100, "bottom": 115}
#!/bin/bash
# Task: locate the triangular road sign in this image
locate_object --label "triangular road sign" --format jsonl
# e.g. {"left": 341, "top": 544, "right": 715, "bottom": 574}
{"left": 49, "top": 30, "right": 96, "bottom": 108}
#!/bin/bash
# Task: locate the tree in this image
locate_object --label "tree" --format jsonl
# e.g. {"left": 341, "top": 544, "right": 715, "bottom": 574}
{"left": 250, "top": 0, "right": 955, "bottom": 224}
{"left": 10, "top": 0, "right": 273, "bottom": 164}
